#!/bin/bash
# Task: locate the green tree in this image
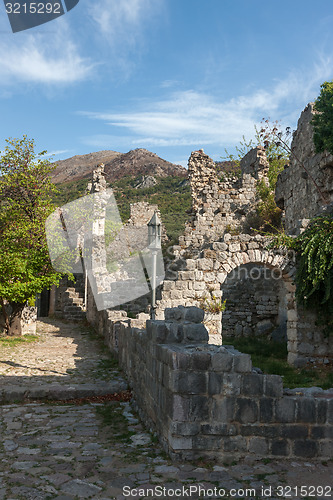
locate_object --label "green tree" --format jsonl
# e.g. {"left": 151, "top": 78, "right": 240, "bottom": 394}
{"left": 0, "top": 136, "right": 62, "bottom": 335}
{"left": 312, "top": 80, "right": 333, "bottom": 155}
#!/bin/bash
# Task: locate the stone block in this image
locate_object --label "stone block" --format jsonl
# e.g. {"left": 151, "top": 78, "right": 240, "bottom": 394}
{"left": 190, "top": 352, "right": 211, "bottom": 370}
{"left": 293, "top": 440, "right": 318, "bottom": 458}
{"left": 183, "top": 323, "right": 208, "bottom": 343}
{"left": 328, "top": 399, "right": 333, "bottom": 424}
{"left": 259, "top": 398, "right": 274, "bottom": 422}
{"left": 296, "top": 398, "right": 316, "bottom": 423}
{"left": 217, "top": 272, "right": 227, "bottom": 283}
{"left": 223, "top": 435, "right": 247, "bottom": 452}
{"left": 185, "top": 259, "right": 196, "bottom": 270}
{"left": 229, "top": 243, "right": 241, "bottom": 252}
{"left": 164, "top": 307, "right": 183, "bottom": 321}
{"left": 147, "top": 320, "right": 167, "bottom": 343}
{"left": 233, "top": 353, "right": 252, "bottom": 373}
{"left": 201, "top": 423, "right": 236, "bottom": 435}
{"left": 170, "top": 371, "right": 208, "bottom": 394}
{"left": 280, "top": 425, "right": 308, "bottom": 439}
{"left": 172, "top": 395, "right": 190, "bottom": 421}
{"left": 235, "top": 398, "right": 258, "bottom": 423}
{"left": 165, "top": 322, "right": 184, "bottom": 343}
{"left": 170, "top": 350, "right": 191, "bottom": 370}
{"left": 212, "top": 242, "right": 228, "bottom": 251}
{"left": 208, "top": 373, "right": 224, "bottom": 395}
{"left": 310, "top": 426, "right": 333, "bottom": 439}
{"left": 241, "top": 373, "right": 264, "bottom": 396}
{"left": 183, "top": 306, "right": 205, "bottom": 324}
{"left": 163, "top": 281, "right": 175, "bottom": 291}
{"left": 212, "top": 398, "right": 235, "bottom": 422}
{"left": 211, "top": 351, "right": 233, "bottom": 372}
{"left": 275, "top": 398, "right": 296, "bottom": 423}
{"left": 248, "top": 437, "right": 269, "bottom": 455}
{"left": 197, "top": 258, "right": 214, "bottom": 270}
{"left": 192, "top": 435, "right": 222, "bottom": 451}
{"left": 319, "top": 440, "right": 333, "bottom": 458}
{"left": 168, "top": 436, "right": 193, "bottom": 450}
{"left": 170, "top": 422, "right": 200, "bottom": 436}
{"left": 271, "top": 439, "right": 289, "bottom": 456}
{"left": 287, "top": 309, "right": 297, "bottom": 322}
{"left": 264, "top": 375, "right": 283, "bottom": 398}
{"left": 222, "top": 373, "right": 241, "bottom": 396}
{"left": 190, "top": 395, "right": 210, "bottom": 421}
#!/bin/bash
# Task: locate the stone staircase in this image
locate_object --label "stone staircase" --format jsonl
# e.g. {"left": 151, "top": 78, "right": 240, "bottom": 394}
{"left": 62, "top": 275, "right": 86, "bottom": 321}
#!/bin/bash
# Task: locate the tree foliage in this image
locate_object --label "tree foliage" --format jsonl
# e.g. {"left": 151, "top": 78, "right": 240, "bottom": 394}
{"left": 312, "top": 80, "right": 333, "bottom": 155}
{"left": 0, "top": 136, "right": 62, "bottom": 334}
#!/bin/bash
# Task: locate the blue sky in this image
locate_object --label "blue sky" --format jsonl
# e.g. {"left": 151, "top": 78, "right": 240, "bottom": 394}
{"left": 0, "top": 0, "right": 333, "bottom": 168}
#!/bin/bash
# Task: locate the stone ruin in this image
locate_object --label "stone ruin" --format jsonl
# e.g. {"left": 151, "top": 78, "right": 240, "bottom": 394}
{"left": 154, "top": 104, "right": 333, "bottom": 367}
{"left": 76, "top": 103, "right": 333, "bottom": 461}
{"left": 62, "top": 103, "right": 333, "bottom": 368}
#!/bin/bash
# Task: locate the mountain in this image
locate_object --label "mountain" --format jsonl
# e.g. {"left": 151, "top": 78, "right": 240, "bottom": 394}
{"left": 51, "top": 148, "right": 187, "bottom": 185}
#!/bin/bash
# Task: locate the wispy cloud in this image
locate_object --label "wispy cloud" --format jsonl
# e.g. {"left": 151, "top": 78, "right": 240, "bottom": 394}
{"left": 89, "top": 0, "right": 164, "bottom": 49}
{"left": 80, "top": 58, "right": 333, "bottom": 148}
{"left": 0, "top": 19, "right": 95, "bottom": 85}
{"left": 43, "top": 149, "right": 71, "bottom": 157}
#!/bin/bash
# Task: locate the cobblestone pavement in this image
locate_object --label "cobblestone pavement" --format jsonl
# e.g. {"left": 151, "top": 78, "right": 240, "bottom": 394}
{"left": 0, "top": 319, "right": 331, "bottom": 499}
{"left": 0, "top": 319, "right": 127, "bottom": 402}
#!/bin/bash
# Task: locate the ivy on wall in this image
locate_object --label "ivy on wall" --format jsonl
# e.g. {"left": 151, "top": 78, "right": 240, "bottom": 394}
{"left": 271, "top": 213, "right": 333, "bottom": 335}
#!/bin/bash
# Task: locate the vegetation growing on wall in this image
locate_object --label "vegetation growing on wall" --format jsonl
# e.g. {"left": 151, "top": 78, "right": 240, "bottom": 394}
{"left": 312, "top": 80, "right": 333, "bottom": 155}
{"left": 271, "top": 213, "right": 333, "bottom": 335}
{"left": 223, "top": 125, "right": 290, "bottom": 231}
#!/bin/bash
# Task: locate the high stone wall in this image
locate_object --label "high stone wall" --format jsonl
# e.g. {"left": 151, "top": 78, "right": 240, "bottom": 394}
{"left": 275, "top": 103, "right": 333, "bottom": 235}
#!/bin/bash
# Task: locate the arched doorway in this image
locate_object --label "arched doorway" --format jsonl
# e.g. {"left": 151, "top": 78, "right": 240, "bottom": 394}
{"left": 221, "top": 262, "right": 288, "bottom": 342}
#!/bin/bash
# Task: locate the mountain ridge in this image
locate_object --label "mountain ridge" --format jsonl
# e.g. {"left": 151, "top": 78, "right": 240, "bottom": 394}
{"left": 51, "top": 148, "right": 187, "bottom": 184}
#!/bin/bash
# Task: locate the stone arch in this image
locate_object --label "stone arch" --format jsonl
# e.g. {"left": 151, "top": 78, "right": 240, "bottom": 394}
{"left": 218, "top": 250, "right": 297, "bottom": 364}
{"left": 157, "top": 233, "right": 331, "bottom": 366}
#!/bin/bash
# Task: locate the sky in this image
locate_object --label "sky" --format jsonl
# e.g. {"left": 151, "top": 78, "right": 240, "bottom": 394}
{"left": 0, "top": 0, "right": 333, "bottom": 168}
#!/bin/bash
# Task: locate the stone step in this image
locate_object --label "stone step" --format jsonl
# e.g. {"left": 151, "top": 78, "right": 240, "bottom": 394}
{"left": 0, "top": 380, "right": 129, "bottom": 403}
{"left": 63, "top": 297, "right": 84, "bottom": 306}
{"left": 64, "top": 291, "right": 85, "bottom": 299}
{"left": 63, "top": 305, "right": 85, "bottom": 313}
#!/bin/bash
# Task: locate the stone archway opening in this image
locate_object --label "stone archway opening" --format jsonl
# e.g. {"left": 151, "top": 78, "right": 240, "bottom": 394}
{"left": 221, "top": 262, "right": 288, "bottom": 343}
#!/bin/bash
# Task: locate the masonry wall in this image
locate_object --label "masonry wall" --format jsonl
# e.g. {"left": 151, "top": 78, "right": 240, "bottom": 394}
{"left": 89, "top": 304, "right": 333, "bottom": 462}
{"left": 275, "top": 103, "right": 333, "bottom": 234}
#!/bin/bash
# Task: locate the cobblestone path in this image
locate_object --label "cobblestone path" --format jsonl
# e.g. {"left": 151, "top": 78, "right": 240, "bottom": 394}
{"left": 0, "top": 319, "right": 331, "bottom": 499}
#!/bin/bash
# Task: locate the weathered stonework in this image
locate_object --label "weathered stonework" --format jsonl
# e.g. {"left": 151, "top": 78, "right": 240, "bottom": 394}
{"left": 179, "top": 147, "right": 269, "bottom": 250}
{"left": 275, "top": 103, "right": 333, "bottom": 234}
{"left": 157, "top": 231, "right": 333, "bottom": 366}
{"left": 89, "top": 304, "right": 333, "bottom": 462}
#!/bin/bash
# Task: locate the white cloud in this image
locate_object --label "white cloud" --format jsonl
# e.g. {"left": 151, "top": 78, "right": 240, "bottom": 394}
{"left": 81, "top": 58, "right": 333, "bottom": 148}
{"left": 0, "top": 19, "right": 95, "bottom": 85}
{"left": 89, "top": 0, "right": 164, "bottom": 48}
{"left": 43, "top": 149, "right": 71, "bottom": 157}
